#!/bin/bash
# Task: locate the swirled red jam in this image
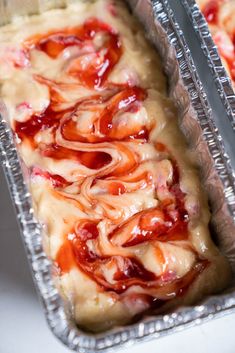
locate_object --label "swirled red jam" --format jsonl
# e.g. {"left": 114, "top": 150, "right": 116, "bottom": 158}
{"left": 197, "top": 0, "right": 235, "bottom": 86}
{"left": 0, "top": 0, "right": 231, "bottom": 332}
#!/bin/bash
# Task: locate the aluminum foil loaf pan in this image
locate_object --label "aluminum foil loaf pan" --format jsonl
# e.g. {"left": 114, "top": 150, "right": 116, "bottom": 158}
{"left": 181, "top": 0, "right": 235, "bottom": 127}
{"left": 0, "top": 0, "right": 235, "bottom": 352}
{"left": 168, "top": 0, "right": 235, "bottom": 163}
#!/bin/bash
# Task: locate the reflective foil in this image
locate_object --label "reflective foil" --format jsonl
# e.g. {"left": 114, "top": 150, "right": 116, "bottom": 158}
{"left": 0, "top": 1, "right": 235, "bottom": 352}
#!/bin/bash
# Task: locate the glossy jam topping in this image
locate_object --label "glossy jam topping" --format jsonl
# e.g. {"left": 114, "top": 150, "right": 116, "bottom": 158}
{"left": 108, "top": 182, "right": 126, "bottom": 195}
{"left": 26, "top": 18, "right": 122, "bottom": 88}
{"left": 13, "top": 17, "right": 208, "bottom": 308}
{"left": 109, "top": 205, "right": 188, "bottom": 248}
{"left": 55, "top": 221, "right": 208, "bottom": 294}
{"left": 43, "top": 144, "right": 112, "bottom": 169}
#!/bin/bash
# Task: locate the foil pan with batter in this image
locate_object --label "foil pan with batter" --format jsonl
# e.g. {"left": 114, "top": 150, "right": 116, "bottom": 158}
{"left": 168, "top": 0, "right": 235, "bottom": 166}
{"left": 0, "top": 0, "right": 235, "bottom": 352}
{"left": 181, "top": 0, "right": 235, "bottom": 127}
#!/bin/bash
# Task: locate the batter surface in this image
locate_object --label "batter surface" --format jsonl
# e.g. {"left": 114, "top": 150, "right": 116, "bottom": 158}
{"left": 0, "top": 0, "right": 231, "bottom": 331}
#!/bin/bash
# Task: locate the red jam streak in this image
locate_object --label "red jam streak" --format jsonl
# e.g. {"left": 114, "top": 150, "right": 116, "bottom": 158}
{"left": 15, "top": 85, "right": 147, "bottom": 144}
{"left": 61, "top": 86, "right": 147, "bottom": 143}
{"left": 32, "top": 167, "right": 70, "bottom": 188}
{"left": 203, "top": 0, "right": 219, "bottom": 24}
{"left": 109, "top": 206, "right": 188, "bottom": 248}
{"left": 25, "top": 18, "right": 122, "bottom": 88}
{"left": 108, "top": 182, "right": 126, "bottom": 195}
{"left": 55, "top": 220, "right": 208, "bottom": 294}
{"left": 42, "top": 144, "right": 112, "bottom": 170}
{"left": 14, "top": 17, "right": 209, "bottom": 309}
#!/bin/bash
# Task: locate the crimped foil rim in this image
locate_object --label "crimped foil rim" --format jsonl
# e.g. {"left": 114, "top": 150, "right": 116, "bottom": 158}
{"left": 181, "top": 0, "right": 235, "bottom": 130}
{"left": 0, "top": 0, "right": 234, "bottom": 352}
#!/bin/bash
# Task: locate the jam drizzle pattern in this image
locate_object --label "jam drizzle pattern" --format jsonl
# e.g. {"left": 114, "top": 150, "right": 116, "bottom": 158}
{"left": 14, "top": 17, "right": 208, "bottom": 310}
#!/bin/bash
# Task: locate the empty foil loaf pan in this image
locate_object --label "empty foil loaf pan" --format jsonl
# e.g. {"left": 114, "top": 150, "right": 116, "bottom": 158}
{"left": 0, "top": 0, "right": 235, "bottom": 352}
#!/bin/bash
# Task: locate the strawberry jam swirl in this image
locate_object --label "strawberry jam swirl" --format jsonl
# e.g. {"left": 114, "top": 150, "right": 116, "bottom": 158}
{"left": 14, "top": 18, "right": 208, "bottom": 308}
{"left": 200, "top": 0, "right": 235, "bottom": 84}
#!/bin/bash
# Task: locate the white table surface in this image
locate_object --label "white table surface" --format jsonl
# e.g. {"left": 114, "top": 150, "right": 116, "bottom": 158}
{"left": 0, "top": 165, "right": 235, "bottom": 353}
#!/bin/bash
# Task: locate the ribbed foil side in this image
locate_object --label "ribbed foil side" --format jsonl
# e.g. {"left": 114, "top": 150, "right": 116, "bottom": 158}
{"left": 181, "top": 0, "right": 235, "bottom": 130}
{"left": 0, "top": 1, "right": 235, "bottom": 352}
